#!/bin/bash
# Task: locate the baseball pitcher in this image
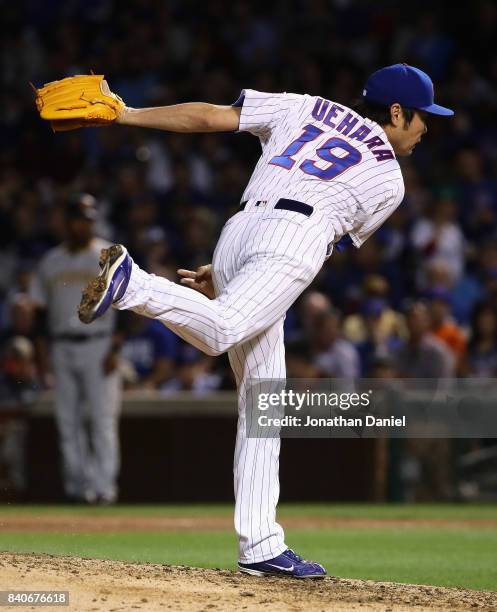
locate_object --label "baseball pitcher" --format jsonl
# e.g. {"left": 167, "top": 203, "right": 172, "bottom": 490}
{"left": 35, "top": 63, "right": 453, "bottom": 577}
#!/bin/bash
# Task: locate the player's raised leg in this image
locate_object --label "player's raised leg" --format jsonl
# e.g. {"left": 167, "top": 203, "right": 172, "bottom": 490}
{"left": 78, "top": 214, "right": 329, "bottom": 356}
{"left": 79, "top": 248, "right": 308, "bottom": 354}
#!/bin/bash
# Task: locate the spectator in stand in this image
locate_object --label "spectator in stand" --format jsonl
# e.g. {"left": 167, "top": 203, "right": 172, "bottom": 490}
{"left": 410, "top": 193, "right": 466, "bottom": 287}
{"left": 2, "top": 294, "right": 38, "bottom": 349}
{"left": 401, "top": 163, "right": 432, "bottom": 217}
{"left": 311, "top": 310, "right": 360, "bottom": 379}
{"left": 286, "top": 290, "right": 332, "bottom": 343}
{"left": 179, "top": 206, "right": 218, "bottom": 269}
{"left": 396, "top": 302, "right": 455, "bottom": 378}
{"left": 393, "top": 301, "right": 455, "bottom": 502}
{"left": 111, "top": 165, "right": 156, "bottom": 244}
{"left": 455, "top": 148, "right": 497, "bottom": 242}
{"left": 368, "top": 355, "right": 399, "bottom": 379}
{"left": 465, "top": 302, "right": 497, "bottom": 377}
{"left": 285, "top": 340, "right": 323, "bottom": 379}
{"left": 478, "top": 242, "right": 497, "bottom": 302}
{"left": 423, "top": 258, "right": 482, "bottom": 326}
{"left": 344, "top": 275, "right": 407, "bottom": 344}
{"left": 0, "top": 290, "right": 42, "bottom": 401}
{"left": 285, "top": 337, "right": 325, "bottom": 422}
{"left": 120, "top": 312, "right": 179, "bottom": 389}
{"left": 450, "top": 59, "right": 497, "bottom": 109}
{"left": 161, "top": 345, "right": 220, "bottom": 394}
{"left": 4, "top": 265, "right": 34, "bottom": 310}
{"left": 161, "top": 161, "right": 209, "bottom": 232}
{"left": 123, "top": 195, "right": 161, "bottom": 264}
{"left": 140, "top": 227, "right": 178, "bottom": 281}
{"left": 424, "top": 287, "right": 467, "bottom": 374}
{"left": 397, "top": 301, "right": 456, "bottom": 501}
{"left": 0, "top": 336, "right": 38, "bottom": 403}
{"left": 355, "top": 298, "right": 404, "bottom": 377}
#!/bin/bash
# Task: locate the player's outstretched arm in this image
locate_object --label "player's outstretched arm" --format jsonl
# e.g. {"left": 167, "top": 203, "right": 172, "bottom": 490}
{"left": 33, "top": 74, "right": 241, "bottom": 133}
{"left": 118, "top": 103, "right": 241, "bottom": 133}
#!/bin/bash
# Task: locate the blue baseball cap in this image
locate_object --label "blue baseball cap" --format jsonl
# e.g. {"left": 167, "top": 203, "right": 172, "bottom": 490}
{"left": 363, "top": 63, "right": 454, "bottom": 116}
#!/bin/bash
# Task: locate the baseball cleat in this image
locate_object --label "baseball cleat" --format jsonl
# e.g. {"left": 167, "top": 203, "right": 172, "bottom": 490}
{"left": 78, "top": 244, "right": 131, "bottom": 324}
{"left": 238, "top": 548, "right": 326, "bottom": 579}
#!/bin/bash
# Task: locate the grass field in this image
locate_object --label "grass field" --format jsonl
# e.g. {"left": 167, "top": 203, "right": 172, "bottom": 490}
{"left": 1, "top": 503, "right": 496, "bottom": 592}
{"left": 1, "top": 502, "right": 497, "bottom": 518}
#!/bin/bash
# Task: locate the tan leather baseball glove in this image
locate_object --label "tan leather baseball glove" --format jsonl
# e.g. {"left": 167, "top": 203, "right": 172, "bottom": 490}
{"left": 33, "top": 74, "right": 125, "bottom": 132}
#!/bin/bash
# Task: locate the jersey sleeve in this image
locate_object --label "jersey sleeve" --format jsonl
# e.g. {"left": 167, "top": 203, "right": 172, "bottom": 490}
{"left": 348, "top": 178, "right": 405, "bottom": 248}
{"left": 233, "top": 89, "right": 301, "bottom": 139}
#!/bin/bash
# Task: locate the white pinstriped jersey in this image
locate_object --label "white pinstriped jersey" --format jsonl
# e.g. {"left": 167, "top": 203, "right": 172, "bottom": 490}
{"left": 236, "top": 89, "right": 405, "bottom": 247}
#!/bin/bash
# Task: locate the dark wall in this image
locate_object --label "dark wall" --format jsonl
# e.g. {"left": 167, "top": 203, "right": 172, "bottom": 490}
{"left": 25, "top": 416, "right": 377, "bottom": 502}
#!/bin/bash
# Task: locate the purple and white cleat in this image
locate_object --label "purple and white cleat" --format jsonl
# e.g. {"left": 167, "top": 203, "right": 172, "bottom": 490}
{"left": 78, "top": 244, "right": 131, "bottom": 324}
{"left": 238, "top": 548, "right": 326, "bottom": 579}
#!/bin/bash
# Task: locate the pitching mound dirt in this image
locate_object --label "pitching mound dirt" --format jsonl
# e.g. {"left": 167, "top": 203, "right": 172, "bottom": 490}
{"left": 1, "top": 553, "right": 496, "bottom": 612}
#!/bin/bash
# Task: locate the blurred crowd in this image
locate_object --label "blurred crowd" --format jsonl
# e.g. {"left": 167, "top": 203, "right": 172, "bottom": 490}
{"left": 2, "top": 0, "right": 497, "bottom": 400}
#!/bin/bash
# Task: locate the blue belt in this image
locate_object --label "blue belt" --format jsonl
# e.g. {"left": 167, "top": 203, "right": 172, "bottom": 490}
{"left": 240, "top": 198, "right": 314, "bottom": 217}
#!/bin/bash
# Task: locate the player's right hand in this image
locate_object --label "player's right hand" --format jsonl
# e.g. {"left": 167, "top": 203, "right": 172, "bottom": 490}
{"left": 177, "top": 264, "right": 215, "bottom": 299}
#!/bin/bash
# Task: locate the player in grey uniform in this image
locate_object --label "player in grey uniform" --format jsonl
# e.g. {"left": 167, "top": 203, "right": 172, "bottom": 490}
{"left": 30, "top": 195, "right": 121, "bottom": 504}
{"left": 77, "top": 65, "right": 453, "bottom": 576}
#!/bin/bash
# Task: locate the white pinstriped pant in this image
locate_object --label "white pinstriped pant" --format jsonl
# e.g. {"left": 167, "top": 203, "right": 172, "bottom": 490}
{"left": 114, "top": 203, "right": 330, "bottom": 562}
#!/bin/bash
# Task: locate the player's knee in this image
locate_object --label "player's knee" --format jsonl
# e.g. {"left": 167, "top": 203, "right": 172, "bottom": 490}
{"left": 204, "top": 314, "right": 249, "bottom": 355}
{"left": 205, "top": 334, "right": 242, "bottom": 356}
